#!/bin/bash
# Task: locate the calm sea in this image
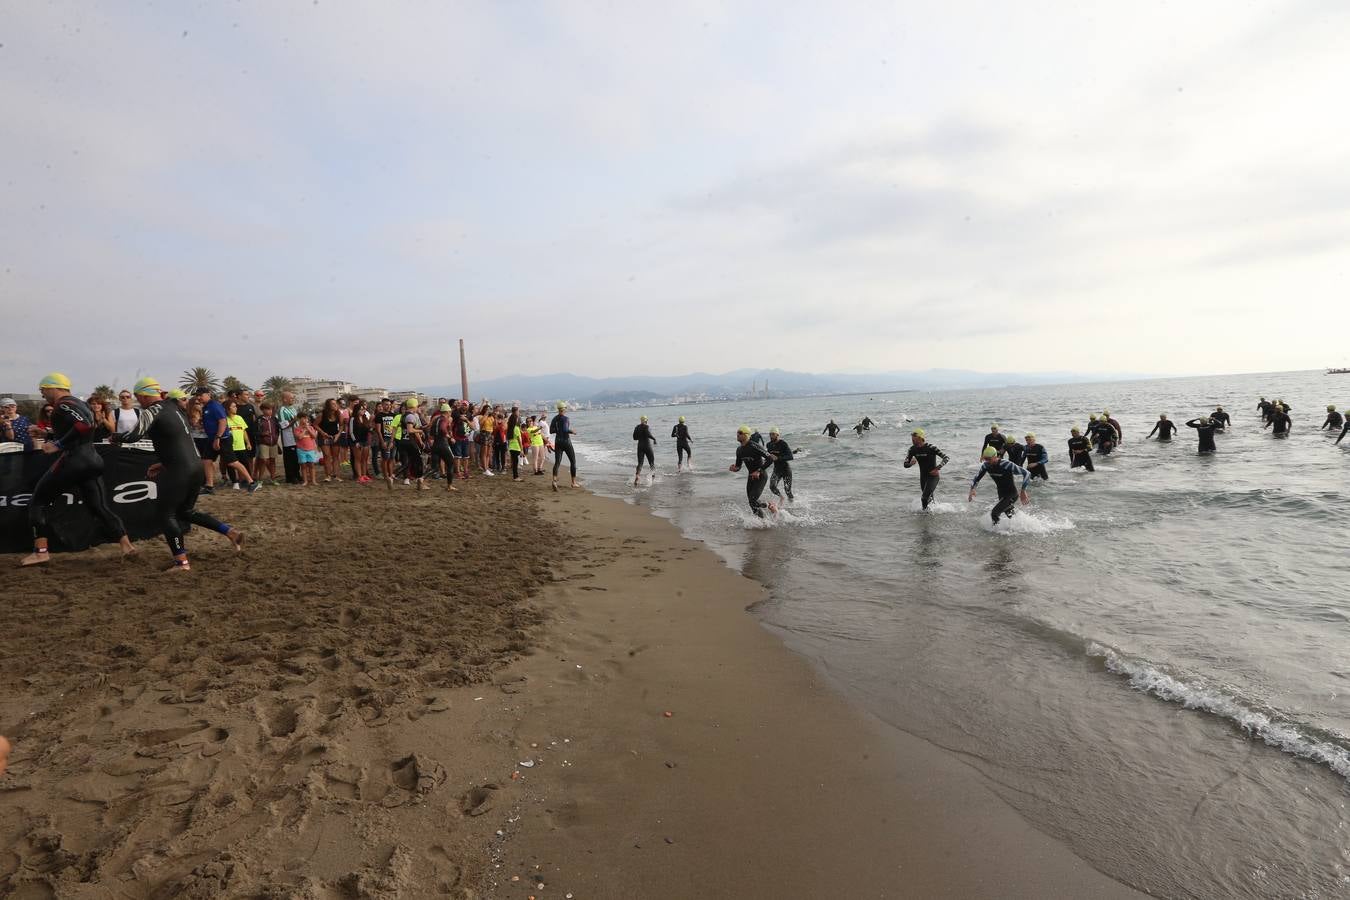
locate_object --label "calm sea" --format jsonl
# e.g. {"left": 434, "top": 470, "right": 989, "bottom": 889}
{"left": 565, "top": 370, "right": 1350, "bottom": 899}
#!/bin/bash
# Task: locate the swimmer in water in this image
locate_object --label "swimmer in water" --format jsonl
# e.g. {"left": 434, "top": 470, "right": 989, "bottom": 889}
{"left": 1068, "top": 427, "right": 1095, "bottom": 471}
{"left": 822, "top": 419, "right": 841, "bottom": 438}
{"left": 1103, "top": 409, "right": 1123, "bottom": 444}
{"left": 1186, "top": 415, "right": 1217, "bottom": 453}
{"left": 1211, "top": 406, "right": 1231, "bottom": 430}
{"left": 903, "top": 428, "right": 949, "bottom": 509}
{"left": 1022, "top": 433, "right": 1049, "bottom": 480}
{"left": 981, "top": 424, "right": 1006, "bottom": 455}
{"left": 1001, "top": 433, "right": 1026, "bottom": 466}
{"left": 633, "top": 415, "right": 657, "bottom": 484}
{"left": 1089, "top": 415, "right": 1118, "bottom": 454}
{"left": 671, "top": 416, "right": 693, "bottom": 471}
{"left": 968, "top": 446, "right": 1031, "bottom": 526}
{"left": 729, "top": 425, "right": 777, "bottom": 518}
{"left": 1322, "top": 405, "right": 1343, "bottom": 432}
{"left": 1146, "top": 414, "right": 1178, "bottom": 441}
{"left": 765, "top": 427, "right": 795, "bottom": 504}
{"left": 1263, "top": 404, "right": 1292, "bottom": 437}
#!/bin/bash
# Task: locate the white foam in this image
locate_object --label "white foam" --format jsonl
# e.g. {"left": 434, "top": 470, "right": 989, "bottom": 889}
{"left": 724, "top": 501, "right": 826, "bottom": 529}
{"left": 1088, "top": 644, "right": 1350, "bottom": 780}
{"left": 908, "top": 498, "right": 964, "bottom": 514}
{"left": 979, "top": 509, "right": 1076, "bottom": 535}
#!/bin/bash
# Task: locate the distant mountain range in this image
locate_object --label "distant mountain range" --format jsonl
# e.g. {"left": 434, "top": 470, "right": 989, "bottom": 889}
{"left": 421, "top": 368, "right": 1153, "bottom": 403}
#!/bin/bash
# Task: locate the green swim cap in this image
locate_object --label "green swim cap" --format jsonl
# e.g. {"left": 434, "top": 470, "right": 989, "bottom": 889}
{"left": 990, "top": 423, "right": 1000, "bottom": 430}
{"left": 1103, "top": 408, "right": 1111, "bottom": 416}
{"left": 1089, "top": 414, "right": 1098, "bottom": 421}
{"left": 1024, "top": 433, "right": 1035, "bottom": 441}
{"left": 1329, "top": 405, "right": 1336, "bottom": 411}
{"left": 166, "top": 388, "right": 187, "bottom": 400}
{"left": 911, "top": 427, "right": 926, "bottom": 438}
{"left": 1071, "top": 427, "right": 1081, "bottom": 434}
{"left": 39, "top": 372, "right": 72, "bottom": 390}
{"left": 640, "top": 415, "right": 648, "bottom": 423}
{"left": 737, "top": 425, "right": 751, "bottom": 435}
{"left": 405, "top": 397, "right": 418, "bottom": 408}
{"left": 440, "top": 402, "right": 451, "bottom": 412}
{"left": 982, "top": 446, "right": 998, "bottom": 459}
{"left": 678, "top": 416, "right": 685, "bottom": 423}
{"left": 556, "top": 401, "right": 566, "bottom": 410}
{"left": 769, "top": 426, "right": 780, "bottom": 435}
{"left": 133, "top": 376, "right": 162, "bottom": 396}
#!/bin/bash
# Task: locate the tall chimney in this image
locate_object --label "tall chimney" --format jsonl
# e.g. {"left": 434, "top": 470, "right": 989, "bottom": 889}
{"left": 459, "top": 339, "right": 469, "bottom": 401}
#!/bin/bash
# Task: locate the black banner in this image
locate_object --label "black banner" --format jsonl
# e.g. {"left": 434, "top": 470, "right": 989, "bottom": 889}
{"left": 0, "top": 445, "right": 164, "bottom": 553}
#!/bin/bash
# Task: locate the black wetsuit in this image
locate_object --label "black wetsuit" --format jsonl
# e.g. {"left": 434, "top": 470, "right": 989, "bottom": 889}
{"left": 1023, "top": 441, "right": 1049, "bottom": 480}
{"left": 1322, "top": 411, "right": 1343, "bottom": 431}
{"left": 1003, "top": 441, "right": 1026, "bottom": 466}
{"left": 1106, "top": 417, "right": 1123, "bottom": 443}
{"left": 971, "top": 458, "right": 1030, "bottom": 525}
{"left": 1089, "top": 421, "right": 1117, "bottom": 454}
{"left": 430, "top": 414, "right": 455, "bottom": 482}
{"left": 982, "top": 432, "right": 1007, "bottom": 454}
{"left": 114, "top": 400, "right": 229, "bottom": 556}
{"left": 860, "top": 417, "right": 874, "bottom": 431}
{"left": 903, "top": 442, "right": 949, "bottom": 509}
{"left": 633, "top": 423, "right": 656, "bottom": 472}
{"left": 1147, "top": 418, "right": 1177, "bottom": 440}
{"left": 1211, "top": 410, "right": 1231, "bottom": 430}
{"left": 550, "top": 413, "right": 577, "bottom": 479}
{"left": 1068, "top": 435, "right": 1095, "bottom": 471}
{"left": 29, "top": 395, "right": 128, "bottom": 545}
{"left": 1338, "top": 421, "right": 1350, "bottom": 444}
{"left": 1186, "top": 418, "right": 1217, "bottom": 452}
{"left": 765, "top": 438, "right": 794, "bottom": 503}
{"left": 822, "top": 422, "right": 841, "bottom": 438}
{"left": 1267, "top": 411, "right": 1291, "bottom": 437}
{"left": 671, "top": 423, "right": 693, "bottom": 464}
{"left": 733, "top": 439, "right": 774, "bottom": 517}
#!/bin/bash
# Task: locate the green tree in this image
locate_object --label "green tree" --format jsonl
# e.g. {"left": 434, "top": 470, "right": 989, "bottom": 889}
{"left": 222, "top": 375, "right": 252, "bottom": 395}
{"left": 179, "top": 367, "right": 221, "bottom": 394}
{"left": 90, "top": 384, "right": 115, "bottom": 401}
{"left": 261, "top": 375, "right": 294, "bottom": 406}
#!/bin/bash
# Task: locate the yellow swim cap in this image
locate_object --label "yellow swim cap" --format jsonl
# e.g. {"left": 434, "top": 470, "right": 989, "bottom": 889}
{"left": 737, "top": 425, "right": 751, "bottom": 435}
{"left": 982, "top": 446, "right": 998, "bottom": 459}
{"left": 1071, "top": 426, "right": 1081, "bottom": 434}
{"left": 1024, "top": 433, "right": 1035, "bottom": 441}
{"left": 39, "top": 372, "right": 72, "bottom": 390}
{"left": 166, "top": 388, "right": 187, "bottom": 400}
{"left": 556, "top": 401, "right": 566, "bottom": 410}
{"left": 440, "top": 402, "right": 451, "bottom": 412}
{"left": 911, "top": 427, "right": 926, "bottom": 438}
{"left": 769, "top": 426, "right": 780, "bottom": 435}
{"left": 133, "top": 376, "right": 162, "bottom": 396}
{"left": 405, "top": 398, "right": 418, "bottom": 408}
{"left": 678, "top": 416, "right": 685, "bottom": 423}
{"left": 640, "top": 415, "right": 648, "bottom": 423}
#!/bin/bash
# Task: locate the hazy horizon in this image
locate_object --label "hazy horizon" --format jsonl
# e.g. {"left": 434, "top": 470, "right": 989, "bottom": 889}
{"left": 3, "top": 2, "right": 1346, "bottom": 391}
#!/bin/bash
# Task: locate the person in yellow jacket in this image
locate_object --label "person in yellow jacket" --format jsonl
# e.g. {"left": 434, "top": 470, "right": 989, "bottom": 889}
{"left": 527, "top": 415, "right": 549, "bottom": 475}
{"left": 507, "top": 408, "right": 524, "bottom": 481}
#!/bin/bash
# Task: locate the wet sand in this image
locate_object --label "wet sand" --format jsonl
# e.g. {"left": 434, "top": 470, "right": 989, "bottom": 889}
{"left": 1, "top": 475, "right": 1145, "bottom": 898}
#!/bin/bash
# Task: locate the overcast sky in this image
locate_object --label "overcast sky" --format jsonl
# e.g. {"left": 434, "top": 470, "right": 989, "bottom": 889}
{"left": 2, "top": 1, "right": 1346, "bottom": 392}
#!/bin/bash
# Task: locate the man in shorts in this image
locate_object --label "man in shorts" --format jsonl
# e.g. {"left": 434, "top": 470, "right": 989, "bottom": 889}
{"left": 195, "top": 387, "right": 228, "bottom": 493}
{"left": 255, "top": 401, "right": 281, "bottom": 483}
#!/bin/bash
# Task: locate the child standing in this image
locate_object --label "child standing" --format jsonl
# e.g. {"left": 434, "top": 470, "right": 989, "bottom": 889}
{"left": 294, "top": 412, "right": 321, "bottom": 486}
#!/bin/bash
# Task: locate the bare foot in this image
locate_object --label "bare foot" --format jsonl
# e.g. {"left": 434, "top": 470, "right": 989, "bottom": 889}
{"left": 228, "top": 529, "right": 246, "bottom": 553}
{"left": 18, "top": 552, "right": 49, "bottom": 567}
{"left": 163, "top": 562, "right": 192, "bottom": 573}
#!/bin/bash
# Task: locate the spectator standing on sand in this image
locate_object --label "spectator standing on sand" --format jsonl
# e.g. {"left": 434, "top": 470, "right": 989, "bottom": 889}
{"left": 87, "top": 395, "right": 114, "bottom": 441}
{"left": 229, "top": 389, "right": 260, "bottom": 479}
{"left": 278, "top": 391, "right": 301, "bottom": 485}
{"left": 348, "top": 398, "right": 373, "bottom": 483}
{"left": 195, "top": 388, "right": 228, "bottom": 493}
{"left": 222, "top": 400, "right": 261, "bottom": 493}
{"left": 317, "top": 398, "right": 343, "bottom": 482}
{"left": 293, "top": 412, "right": 321, "bottom": 486}
{"left": 113, "top": 389, "right": 140, "bottom": 436}
{"left": 255, "top": 402, "right": 280, "bottom": 483}
{"left": 1, "top": 398, "right": 34, "bottom": 450}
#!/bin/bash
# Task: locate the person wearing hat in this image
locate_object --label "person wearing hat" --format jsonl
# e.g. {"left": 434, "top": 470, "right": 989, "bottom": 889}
{"left": 632, "top": 415, "right": 657, "bottom": 485}
{"left": 111, "top": 376, "right": 244, "bottom": 571}
{"left": 549, "top": 401, "right": 579, "bottom": 491}
{"left": 0, "top": 397, "right": 34, "bottom": 451}
{"left": 1103, "top": 408, "right": 1123, "bottom": 444}
{"left": 730, "top": 425, "right": 777, "bottom": 518}
{"left": 194, "top": 387, "right": 228, "bottom": 492}
{"left": 1022, "top": 434, "right": 1050, "bottom": 481}
{"left": 1210, "top": 405, "right": 1230, "bottom": 431}
{"left": 968, "top": 445, "right": 1031, "bottom": 526}
{"left": 428, "top": 402, "right": 458, "bottom": 491}
{"left": 671, "top": 416, "right": 694, "bottom": 472}
{"left": 1185, "top": 415, "right": 1218, "bottom": 453}
{"left": 398, "top": 397, "right": 428, "bottom": 490}
{"left": 1089, "top": 414, "right": 1118, "bottom": 454}
{"left": 903, "top": 428, "right": 950, "bottom": 509}
{"left": 981, "top": 423, "right": 1006, "bottom": 455}
{"left": 1146, "top": 414, "right": 1178, "bottom": 441}
{"left": 764, "top": 427, "right": 796, "bottom": 505}
{"left": 19, "top": 373, "right": 137, "bottom": 567}
{"left": 1068, "top": 426, "right": 1095, "bottom": 471}
{"left": 1322, "top": 405, "right": 1343, "bottom": 432}
{"left": 1263, "top": 404, "right": 1292, "bottom": 438}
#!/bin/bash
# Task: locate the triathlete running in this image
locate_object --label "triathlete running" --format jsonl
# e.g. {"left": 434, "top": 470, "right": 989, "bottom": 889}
{"left": 902, "top": 428, "right": 949, "bottom": 509}
{"left": 1022, "top": 433, "right": 1049, "bottom": 480}
{"left": 1146, "top": 414, "right": 1178, "bottom": 440}
{"left": 729, "top": 425, "right": 776, "bottom": 518}
{"left": 822, "top": 420, "right": 841, "bottom": 438}
{"left": 764, "top": 427, "right": 795, "bottom": 504}
{"left": 671, "top": 417, "right": 693, "bottom": 471}
{"left": 1186, "top": 416, "right": 1217, "bottom": 453}
{"left": 633, "top": 415, "right": 657, "bottom": 485}
{"left": 1068, "top": 427, "right": 1095, "bottom": 471}
{"left": 969, "top": 446, "right": 1031, "bottom": 526}
{"left": 550, "top": 402, "right": 579, "bottom": 491}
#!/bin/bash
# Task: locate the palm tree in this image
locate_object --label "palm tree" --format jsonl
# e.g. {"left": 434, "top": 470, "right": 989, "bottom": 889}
{"left": 91, "top": 384, "right": 115, "bottom": 401}
{"left": 180, "top": 367, "right": 221, "bottom": 394}
{"left": 222, "top": 375, "right": 251, "bottom": 395}
{"left": 262, "top": 375, "right": 294, "bottom": 406}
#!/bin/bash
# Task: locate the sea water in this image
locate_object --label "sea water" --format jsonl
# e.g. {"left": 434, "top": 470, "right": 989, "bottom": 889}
{"left": 565, "top": 370, "right": 1350, "bottom": 898}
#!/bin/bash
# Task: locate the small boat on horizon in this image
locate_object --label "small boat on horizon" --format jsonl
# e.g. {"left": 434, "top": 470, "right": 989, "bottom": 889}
{"left": 1328, "top": 367, "right": 1350, "bottom": 375}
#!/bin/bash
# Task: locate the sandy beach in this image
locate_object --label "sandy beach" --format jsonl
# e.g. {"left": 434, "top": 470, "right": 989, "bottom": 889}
{"left": 2, "top": 476, "right": 1144, "bottom": 898}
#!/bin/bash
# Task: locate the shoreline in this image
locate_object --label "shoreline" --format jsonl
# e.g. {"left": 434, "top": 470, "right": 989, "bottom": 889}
{"left": 0, "top": 476, "right": 1146, "bottom": 898}
{"left": 484, "top": 484, "right": 1146, "bottom": 898}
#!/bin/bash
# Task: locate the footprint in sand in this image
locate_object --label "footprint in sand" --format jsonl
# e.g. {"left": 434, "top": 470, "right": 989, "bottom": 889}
{"left": 457, "top": 783, "right": 499, "bottom": 817}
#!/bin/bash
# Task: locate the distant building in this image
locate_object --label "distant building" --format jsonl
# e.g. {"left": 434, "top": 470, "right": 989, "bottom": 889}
{"left": 290, "top": 378, "right": 357, "bottom": 407}
{"left": 353, "top": 387, "right": 389, "bottom": 403}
